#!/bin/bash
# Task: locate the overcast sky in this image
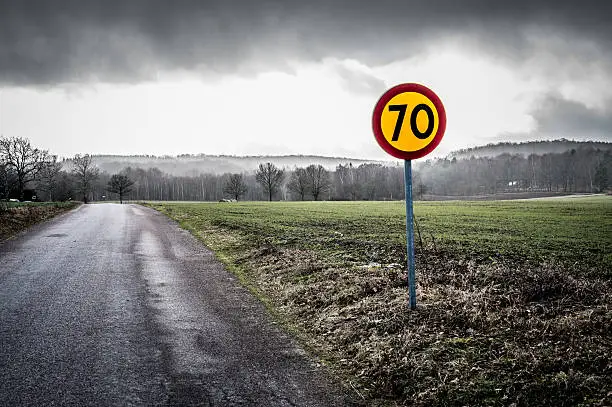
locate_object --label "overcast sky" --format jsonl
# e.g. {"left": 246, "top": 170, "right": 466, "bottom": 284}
{"left": 1, "top": 0, "right": 611, "bottom": 159}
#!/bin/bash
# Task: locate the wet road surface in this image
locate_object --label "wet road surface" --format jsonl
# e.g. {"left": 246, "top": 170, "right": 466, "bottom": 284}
{"left": 0, "top": 204, "right": 353, "bottom": 406}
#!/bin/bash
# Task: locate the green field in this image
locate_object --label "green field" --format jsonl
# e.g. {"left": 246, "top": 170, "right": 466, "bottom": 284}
{"left": 147, "top": 197, "right": 611, "bottom": 406}
{"left": 151, "top": 197, "right": 611, "bottom": 273}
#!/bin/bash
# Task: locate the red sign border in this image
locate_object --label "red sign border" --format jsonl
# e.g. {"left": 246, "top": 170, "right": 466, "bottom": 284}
{"left": 372, "top": 83, "right": 446, "bottom": 160}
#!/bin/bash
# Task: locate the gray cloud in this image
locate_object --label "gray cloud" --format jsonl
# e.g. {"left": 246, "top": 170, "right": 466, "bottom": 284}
{"left": 1, "top": 0, "right": 611, "bottom": 86}
{"left": 325, "top": 59, "right": 387, "bottom": 96}
{"left": 533, "top": 95, "right": 612, "bottom": 139}
{"left": 499, "top": 94, "right": 612, "bottom": 143}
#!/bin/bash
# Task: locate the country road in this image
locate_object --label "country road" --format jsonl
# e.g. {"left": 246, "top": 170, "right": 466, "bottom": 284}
{"left": 0, "top": 204, "right": 352, "bottom": 406}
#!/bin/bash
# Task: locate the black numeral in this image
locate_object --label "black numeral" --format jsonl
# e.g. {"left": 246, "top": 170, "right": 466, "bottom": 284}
{"left": 388, "top": 103, "right": 435, "bottom": 141}
{"left": 388, "top": 104, "right": 407, "bottom": 141}
{"left": 410, "top": 104, "right": 434, "bottom": 140}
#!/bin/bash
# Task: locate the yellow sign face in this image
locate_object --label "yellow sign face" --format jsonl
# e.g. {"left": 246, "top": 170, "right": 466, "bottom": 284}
{"left": 379, "top": 92, "right": 439, "bottom": 152}
{"left": 372, "top": 83, "right": 446, "bottom": 160}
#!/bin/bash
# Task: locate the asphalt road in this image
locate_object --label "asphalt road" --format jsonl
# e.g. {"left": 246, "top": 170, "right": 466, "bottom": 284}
{"left": 0, "top": 204, "right": 354, "bottom": 406}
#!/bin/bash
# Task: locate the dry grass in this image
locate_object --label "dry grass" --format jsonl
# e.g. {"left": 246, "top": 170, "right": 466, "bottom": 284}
{"left": 240, "top": 248, "right": 610, "bottom": 406}
{"left": 0, "top": 202, "right": 79, "bottom": 241}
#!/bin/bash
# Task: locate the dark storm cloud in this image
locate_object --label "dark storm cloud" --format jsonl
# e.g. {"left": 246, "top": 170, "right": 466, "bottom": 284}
{"left": 1, "top": 0, "right": 611, "bottom": 85}
{"left": 501, "top": 94, "right": 612, "bottom": 142}
{"left": 532, "top": 95, "right": 612, "bottom": 140}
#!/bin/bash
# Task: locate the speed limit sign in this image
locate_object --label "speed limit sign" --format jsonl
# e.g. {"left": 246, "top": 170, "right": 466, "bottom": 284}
{"left": 372, "top": 83, "right": 446, "bottom": 160}
{"left": 372, "top": 83, "right": 446, "bottom": 309}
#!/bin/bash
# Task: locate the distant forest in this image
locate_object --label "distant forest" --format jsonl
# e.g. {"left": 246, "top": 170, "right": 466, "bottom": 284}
{"left": 76, "top": 153, "right": 386, "bottom": 176}
{"left": 448, "top": 139, "right": 611, "bottom": 160}
{"left": 1, "top": 137, "right": 610, "bottom": 202}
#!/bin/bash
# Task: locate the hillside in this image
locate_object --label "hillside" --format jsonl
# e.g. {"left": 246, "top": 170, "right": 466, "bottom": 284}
{"left": 61, "top": 154, "right": 393, "bottom": 176}
{"left": 57, "top": 140, "right": 611, "bottom": 177}
{"left": 448, "top": 139, "right": 611, "bottom": 159}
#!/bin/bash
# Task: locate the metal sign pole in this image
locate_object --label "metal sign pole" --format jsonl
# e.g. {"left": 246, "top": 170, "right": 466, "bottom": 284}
{"left": 373, "top": 83, "right": 445, "bottom": 308}
{"left": 404, "top": 159, "right": 417, "bottom": 309}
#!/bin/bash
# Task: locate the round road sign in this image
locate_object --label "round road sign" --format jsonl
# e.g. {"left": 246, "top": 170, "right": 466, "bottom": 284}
{"left": 372, "top": 83, "right": 446, "bottom": 160}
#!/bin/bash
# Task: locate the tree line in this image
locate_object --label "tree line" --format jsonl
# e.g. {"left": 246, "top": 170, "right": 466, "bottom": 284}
{"left": 0, "top": 137, "right": 135, "bottom": 203}
{"left": 1, "top": 136, "right": 609, "bottom": 203}
{"left": 418, "top": 148, "right": 610, "bottom": 196}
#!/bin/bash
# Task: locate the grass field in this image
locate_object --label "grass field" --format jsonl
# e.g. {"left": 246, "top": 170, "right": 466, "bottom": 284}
{"left": 147, "top": 197, "right": 611, "bottom": 406}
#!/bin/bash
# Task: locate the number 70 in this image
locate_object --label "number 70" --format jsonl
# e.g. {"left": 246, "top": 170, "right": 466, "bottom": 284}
{"left": 388, "top": 104, "right": 435, "bottom": 141}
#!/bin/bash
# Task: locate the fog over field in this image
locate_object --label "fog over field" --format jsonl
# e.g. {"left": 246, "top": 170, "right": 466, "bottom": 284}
{"left": 52, "top": 140, "right": 607, "bottom": 177}
{"left": 78, "top": 154, "right": 391, "bottom": 177}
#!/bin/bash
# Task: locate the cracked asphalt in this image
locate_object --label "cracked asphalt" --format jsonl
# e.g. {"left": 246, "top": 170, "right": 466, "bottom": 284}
{"left": 0, "top": 203, "right": 355, "bottom": 406}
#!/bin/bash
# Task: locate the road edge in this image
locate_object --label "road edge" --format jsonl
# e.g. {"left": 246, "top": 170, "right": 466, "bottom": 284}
{"left": 139, "top": 203, "right": 366, "bottom": 406}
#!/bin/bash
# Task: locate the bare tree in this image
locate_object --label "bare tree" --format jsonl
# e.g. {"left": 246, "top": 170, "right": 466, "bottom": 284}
{"left": 0, "top": 136, "right": 49, "bottom": 199}
{"left": 0, "top": 163, "right": 15, "bottom": 200}
{"left": 255, "top": 162, "right": 284, "bottom": 201}
{"left": 416, "top": 182, "right": 428, "bottom": 200}
{"left": 223, "top": 173, "right": 247, "bottom": 201}
{"left": 107, "top": 174, "right": 134, "bottom": 204}
{"left": 72, "top": 154, "right": 99, "bottom": 203}
{"left": 305, "top": 164, "right": 330, "bottom": 201}
{"left": 594, "top": 160, "right": 609, "bottom": 192}
{"left": 37, "top": 156, "right": 63, "bottom": 201}
{"left": 287, "top": 167, "right": 310, "bottom": 200}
